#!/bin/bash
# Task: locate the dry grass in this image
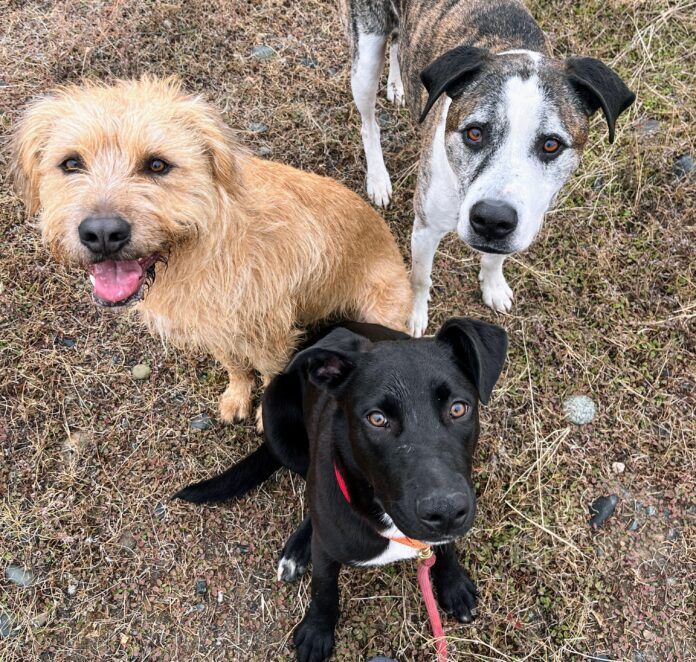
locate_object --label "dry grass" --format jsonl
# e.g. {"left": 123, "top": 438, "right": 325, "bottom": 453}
{"left": 1, "top": 0, "right": 694, "bottom": 660}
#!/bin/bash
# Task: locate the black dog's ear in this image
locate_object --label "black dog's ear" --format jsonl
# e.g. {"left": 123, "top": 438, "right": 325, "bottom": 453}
{"left": 565, "top": 57, "right": 635, "bottom": 143}
{"left": 436, "top": 317, "right": 508, "bottom": 405}
{"left": 419, "top": 46, "right": 489, "bottom": 123}
{"left": 285, "top": 328, "right": 370, "bottom": 391}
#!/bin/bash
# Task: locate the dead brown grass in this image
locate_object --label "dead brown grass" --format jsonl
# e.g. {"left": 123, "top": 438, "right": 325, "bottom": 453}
{"left": 1, "top": 0, "right": 694, "bottom": 660}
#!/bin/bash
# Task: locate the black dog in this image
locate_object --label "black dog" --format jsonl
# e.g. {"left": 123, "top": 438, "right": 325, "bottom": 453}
{"left": 176, "top": 318, "right": 508, "bottom": 661}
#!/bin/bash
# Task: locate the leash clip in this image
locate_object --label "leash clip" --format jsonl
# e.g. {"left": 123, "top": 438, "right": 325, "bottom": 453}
{"left": 417, "top": 546, "right": 433, "bottom": 561}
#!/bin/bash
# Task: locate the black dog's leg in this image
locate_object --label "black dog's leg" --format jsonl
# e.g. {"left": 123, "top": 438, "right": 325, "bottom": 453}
{"left": 278, "top": 516, "right": 313, "bottom": 582}
{"left": 293, "top": 538, "right": 340, "bottom": 662}
{"left": 431, "top": 543, "right": 477, "bottom": 623}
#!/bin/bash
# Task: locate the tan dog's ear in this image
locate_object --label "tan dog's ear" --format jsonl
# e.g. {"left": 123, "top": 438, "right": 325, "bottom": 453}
{"left": 10, "top": 96, "right": 56, "bottom": 216}
{"left": 187, "top": 96, "right": 243, "bottom": 196}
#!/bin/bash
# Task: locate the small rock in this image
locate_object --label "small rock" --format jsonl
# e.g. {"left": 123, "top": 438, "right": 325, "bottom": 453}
{"left": 673, "top": 154, "right": 693, "bottom": 178}
{"left": 635, "top": 118, "right": 659, "bottom": 137}
{"left": 189, "top": 414, "right": 212, "bottom": 431}
{"left": 589, "top": 494, "right": 618, "bottom": 529}
{"left": 217, "top": 590, "right": 224, "bottom": 603}
{"left": 195, "top": 603, "right": 206, "bottom": 612}
{"left": 118, "top": 532, "right": 137, "bottom": 550}
{"left": 5, "top": 565, "right": 34, "bottom": 587}
{"left": 0, "top": 610, "right": 13, "bottom": 638}
{"left": 327, "top": 66, "right": 337, "bottom": 76}
{"left": 251, "top": 45, "right": 276, "bottom": 60}
{"left": 54, "top": 336, "right": 76, "bottom": 348}
{"left": 154, "top": 502, "right": 167, "bottom": 519}
{"left": 627, "top": 519, "right": 639, "bottom": 532}
{"left": 248, "top": 121, "right": 269, "bottom": 134}
{"left": 195, "top": 579, "right": 208, "bottom": 595}
{"left": 257, "top": 145, "right": 272, "bottom": 157}
{"left": 162, "top": 18, "right": 172, "bottom": 29}
{"left": 131, "top": 364, "right": 151, "bottom": 380}
{"left": 611, "top": 461, "right": 625, "bottom": 474}
{"left": 645, "top": 505, "right": 657, "bottom": 516}
{"left": 563, "top": 395, "right": 597, "bottom": 425}
{"left": 67, "top": 583, "right": 77, "bottom": 596}
{"left": 299, "top": 56, "right": 318, "bottom": 68}
{"left": 32, "top": 612, "right": 49, "bottom": 628}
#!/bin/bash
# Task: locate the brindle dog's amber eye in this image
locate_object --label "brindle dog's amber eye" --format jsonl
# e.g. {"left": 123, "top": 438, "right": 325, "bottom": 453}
{"left": 465, "top": 127, "right": 483, "bottom": 143}
{"left": 367, "top": 411, "right": 388, "bottom": 427}
{"left": 543, "top": 138, "right": 560, "bottom": 154}
{"left": 60, "top": 157, "right": 82, "bottom": 173}
{"left": 450, "top": 402, "right": 469, "bottom": 419}
{"left": 147, "top": 158, "right": 170, "bottom": 174}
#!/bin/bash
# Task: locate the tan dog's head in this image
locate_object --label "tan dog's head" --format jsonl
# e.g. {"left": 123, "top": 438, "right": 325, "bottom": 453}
{"left": 12, "top": 76, "right": 242, "bottom": 307}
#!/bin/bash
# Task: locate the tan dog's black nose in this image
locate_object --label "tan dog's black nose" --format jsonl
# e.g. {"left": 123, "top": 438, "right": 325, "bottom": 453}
{"left": 469, "top": 200, "right": 518, "bottom": 241}
{"left": 416, "top": 491, "right": 470, "bottom": 533}
{"left": 78, "top": 215, "right": 131, "bottom": 256}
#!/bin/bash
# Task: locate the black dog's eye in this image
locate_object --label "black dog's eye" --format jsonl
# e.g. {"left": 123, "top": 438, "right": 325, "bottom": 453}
{"left": 450, "top": 402, "right": 470, "bottom": 419}
{"left": 145, "top": 158, "right": 172, "bottom": 175}
{"left": 367, "top": 411, "right": 388, "bottom": 428}
{"left": 60, "top": 157, "right": 83, "bottom": 173}
{"left": 540, "top": 137, "right": 564, "bottom": 158}
{"left": 463, "top": 126, "right": 484, "bottom": 147}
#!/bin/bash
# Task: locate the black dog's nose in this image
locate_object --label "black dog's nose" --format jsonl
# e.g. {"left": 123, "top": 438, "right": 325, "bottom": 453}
{"left": 417, "top": 491, "right": 470, "bottom": 533}
{"left": 78, "top": 215, "right": 131, "bottom": 255}
{"left": 469, "top": 200, "right": 518, "bottom": 241}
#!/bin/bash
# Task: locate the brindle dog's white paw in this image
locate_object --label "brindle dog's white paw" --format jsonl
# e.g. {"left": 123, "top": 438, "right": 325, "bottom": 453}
{"left": 366, "top": 170, "right": 393, "bottom": 208}
{"left": 479, "top": 271, "right": 514, "bottom": 313}
{"left": 387, "top": 80, "right": 405, "bottom": 107}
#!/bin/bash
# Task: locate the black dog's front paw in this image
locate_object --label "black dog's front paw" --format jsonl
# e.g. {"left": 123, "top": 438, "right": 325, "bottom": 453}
{"left": 435, "top": 569, "right": 478, "bottom": 623}
{"left": 294, "top": 614, "right": 335, "bottom": 662}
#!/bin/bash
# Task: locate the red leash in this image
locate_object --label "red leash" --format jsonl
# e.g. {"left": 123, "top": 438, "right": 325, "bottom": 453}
{"left": 334, "top": 462, "right": 447, "bottom": 661}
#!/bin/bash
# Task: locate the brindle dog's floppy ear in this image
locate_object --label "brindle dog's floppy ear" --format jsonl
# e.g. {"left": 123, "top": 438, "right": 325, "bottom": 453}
{"left": 419, "top": 46, "right": 489, "bottom": 123}
{"left": 285, "top": 328, "right": 371, "bottom": 391}
{"left": 565, "top": 57, "right": 635, "bottom": 143}
{"left": 436, "top": 317, "right": 508, "bottom": 405}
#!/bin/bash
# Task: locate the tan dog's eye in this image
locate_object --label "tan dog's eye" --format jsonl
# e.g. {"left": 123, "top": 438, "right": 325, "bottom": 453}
{"left": 146, "top": 158, "right": 171, "bottom": 175}
{"left": 60, "top": 157, "right": 83, "bottom": 173}
{"left": 367, "top": 411, "right": 388, "bottom": 428}
{"left": 450, "top": 402, "right": 469, "bottom": 419}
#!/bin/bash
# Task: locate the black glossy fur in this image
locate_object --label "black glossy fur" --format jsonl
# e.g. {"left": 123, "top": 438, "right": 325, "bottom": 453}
{"left": 176, "top": 319, "right": 508, "bottom": 661}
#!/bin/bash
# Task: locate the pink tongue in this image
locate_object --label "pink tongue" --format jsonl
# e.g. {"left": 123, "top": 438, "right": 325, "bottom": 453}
{"left": 89, "top": 260, "right": 144, "bottom": 302}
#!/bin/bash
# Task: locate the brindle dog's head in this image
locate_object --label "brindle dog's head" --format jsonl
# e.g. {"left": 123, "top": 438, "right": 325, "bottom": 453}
{"left": 420, "top": 48, "right": 635, "bottom": 255}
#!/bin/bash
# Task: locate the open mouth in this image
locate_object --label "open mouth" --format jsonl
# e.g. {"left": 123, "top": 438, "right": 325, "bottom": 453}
{"left": 88, "top": 254, "right": 159, "bottom": 307}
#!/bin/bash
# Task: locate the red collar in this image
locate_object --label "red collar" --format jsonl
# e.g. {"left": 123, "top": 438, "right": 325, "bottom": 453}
{"left": 333, "top": 461, "right": 429, "bottom": 551}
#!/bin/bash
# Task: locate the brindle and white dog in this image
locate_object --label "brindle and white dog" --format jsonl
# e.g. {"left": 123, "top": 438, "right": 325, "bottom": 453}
{"left": 344, "top": 0, "right": 635, "bottom": 335}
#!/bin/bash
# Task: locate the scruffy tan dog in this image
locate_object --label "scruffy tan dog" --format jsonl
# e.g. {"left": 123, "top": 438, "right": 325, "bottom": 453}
{"left": 12, "top": 77, "right": 412, "bottom": 423}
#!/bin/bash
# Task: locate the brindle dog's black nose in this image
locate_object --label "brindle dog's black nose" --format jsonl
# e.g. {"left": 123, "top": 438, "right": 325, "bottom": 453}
{"left": 78, "top": 215, "right": 131, "bottom": 256}
{"left": 469, "top": 199, "right": 518, "bottom": 241}
{"left": 417, "top": 491, "right": 470, "bottom": 533}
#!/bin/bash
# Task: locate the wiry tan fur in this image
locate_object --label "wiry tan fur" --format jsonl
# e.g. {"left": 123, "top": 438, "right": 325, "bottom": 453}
{"left": 12, "top": 77, "right": 412, "bottom": 423}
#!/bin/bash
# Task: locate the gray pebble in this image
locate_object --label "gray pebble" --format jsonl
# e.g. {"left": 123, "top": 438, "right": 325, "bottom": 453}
{"left": 54, "top": 336, "right": 76, "bottom": 348}
{"left": 299, "top": 56, "right": 318, "bottom": 68}
{"left": 251, "top": 45, "right": 276, "bottom": 60}
{"left": 5, "top": 565, "right": 34, "bottom": 587}
{"left": 195, "top": 579, "right": 208, "bottom": 594}
{"left": 154, "top": 502, "right": 167, "bottom": 519}
{"left": 195, "top": 603, "right": 206, "bottom": 612}
{"left": 563, "top": 395, "right": 597, "bottom": 425}
{"left": 646, "top": 505, "right": 657, "bottom": 517}
{"left": 131, "top": 363, "right": 151, "bottom": 380}
{"left": 162, "top": 19, "right": 172, "bottom": 29}
{"left": 248, "top": 121, "right": 269, "bottom": 134}
{"left": 190, "top": 413, "right": 213, "bottom": 431}
{"left": 636, "top": 118, "right": 659, "bottom": 137}
{"left": 0, "top": 610, "right": 13, "bottom": 638}
{"left": 257, "top": 145, "right": 272, "bottom": 157}
{"left": 589, "top": 494, "right": 618, "bottom": 529}
{"left": 673, "top": 154, "right": 693, "bottom": 178}
{"left": 628, "top": 519, "right": 639, "bottom": 532}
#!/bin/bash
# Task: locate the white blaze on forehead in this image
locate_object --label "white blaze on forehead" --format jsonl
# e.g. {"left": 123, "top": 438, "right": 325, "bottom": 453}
{"left": 502, "top": 75, "right": 546, "bottom": 159}
{"left": 497, "top": 49, "right": 544, "bottom": 64}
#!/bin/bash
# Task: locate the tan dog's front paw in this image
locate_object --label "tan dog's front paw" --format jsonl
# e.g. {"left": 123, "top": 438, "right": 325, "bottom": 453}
{"left": 219, "top": 377, "right": 253, "bottom": 423}
{"left": 255, "top": 404, "right": 264, "bottom": 433}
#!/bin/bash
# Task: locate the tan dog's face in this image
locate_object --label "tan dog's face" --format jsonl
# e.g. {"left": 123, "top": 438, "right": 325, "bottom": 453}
{"left": 12, "top": 77, "right": 240, "bottom": 307}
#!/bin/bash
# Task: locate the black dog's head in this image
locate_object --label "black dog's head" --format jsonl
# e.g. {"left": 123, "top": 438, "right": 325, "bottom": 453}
{"left": 288, "top": 318, "right": 507, "bottom": 544}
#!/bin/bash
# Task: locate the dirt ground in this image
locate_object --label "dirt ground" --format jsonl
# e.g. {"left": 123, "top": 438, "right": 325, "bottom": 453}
{"left": 0, "top": 0, "right": 694, "bottom": 660}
